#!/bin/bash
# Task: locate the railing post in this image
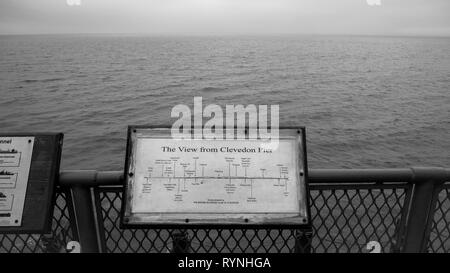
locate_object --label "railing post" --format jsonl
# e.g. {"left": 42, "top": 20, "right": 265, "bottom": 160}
{"left": 71, "top": 184, "right": 101, "bottom": 253}
{"left": 294, "top": 228, "right": 313, "bottom": 253}
{"left": 402, "top": 167, "right": 447, "bottom": 253}
{"left": 171, "top": 230, "right": 190, "bottom": 253}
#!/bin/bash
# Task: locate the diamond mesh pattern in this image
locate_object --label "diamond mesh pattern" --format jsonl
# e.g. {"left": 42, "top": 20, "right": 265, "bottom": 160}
{"left": 427, "top": 185, "right": 450, "bottom": 253}
{"left": 3, "top": 182, "right": 448, "bottom": 253}
{"left": 97, "top": 186, "right": 407, "bottom": 253}
{"left": 0, "top": 189, "right": 75, "bottom": 253}
{"left": 309, "top": 186, "right": 407, "bottom": 253}
{"left": 97, "top": 189, "right": 302, "bottom": 253}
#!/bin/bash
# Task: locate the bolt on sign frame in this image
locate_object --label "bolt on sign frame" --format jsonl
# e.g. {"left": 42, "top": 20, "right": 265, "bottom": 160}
{"left": 0, "top": 133, "right": 63, "bottom": 234}
{"left": 121, "top": 126, "right": 311, "bottom": 229}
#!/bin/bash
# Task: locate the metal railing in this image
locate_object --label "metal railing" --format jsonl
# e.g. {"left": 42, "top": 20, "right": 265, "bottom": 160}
{"left": 1, "top": 168, "right": 449, "bottom": 253}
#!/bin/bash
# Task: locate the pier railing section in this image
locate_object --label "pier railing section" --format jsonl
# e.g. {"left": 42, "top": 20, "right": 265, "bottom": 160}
{"left": 0, "top": 168, "right": 449, "bottom": 253}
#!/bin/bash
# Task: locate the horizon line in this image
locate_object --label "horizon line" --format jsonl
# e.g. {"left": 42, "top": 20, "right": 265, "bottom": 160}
{"left": 1, "top": 32, "right": 449, "bottom": 39}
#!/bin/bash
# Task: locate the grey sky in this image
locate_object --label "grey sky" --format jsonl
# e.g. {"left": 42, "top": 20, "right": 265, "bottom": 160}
{"left": 0, "top": 0, "right": 449, "bottom": 36}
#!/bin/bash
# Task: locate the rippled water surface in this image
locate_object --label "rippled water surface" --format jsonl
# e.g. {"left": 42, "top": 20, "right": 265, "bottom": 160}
{"left": 0, "top": 35, "right": 449, "bottom": 170}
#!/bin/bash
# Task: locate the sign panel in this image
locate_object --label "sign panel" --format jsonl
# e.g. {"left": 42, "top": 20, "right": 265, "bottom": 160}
{"left": 122, "top": 127, "right": 309, "bottom": 227}
{"left": 0, "top": 137, "right": 34, "bottom": 226}
{"left": 0, "top": 133, "right": 63, "bottom": 234}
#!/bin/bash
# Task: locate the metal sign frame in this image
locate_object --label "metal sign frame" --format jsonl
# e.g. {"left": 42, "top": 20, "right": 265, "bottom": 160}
{"left": 0, "top": 133, "right": 63, "bottom": 234}
{"left": 121, "top": 125, "right": 310, "bottom": 228}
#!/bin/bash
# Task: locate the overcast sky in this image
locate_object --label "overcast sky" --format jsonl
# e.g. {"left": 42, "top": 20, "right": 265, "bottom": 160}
{"left": 0, "top": 0, "right": 449, "bottom": 36}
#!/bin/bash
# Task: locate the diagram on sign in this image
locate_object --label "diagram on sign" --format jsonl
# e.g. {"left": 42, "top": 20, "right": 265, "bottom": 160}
{"left": 131, "top": 138, "right": 301, "bottom": 214}
{"left": 143, "top": 157, "right": 290, "bottom": 198}
{"left": 0, "top": 137, "right": 34, "bottom": 227}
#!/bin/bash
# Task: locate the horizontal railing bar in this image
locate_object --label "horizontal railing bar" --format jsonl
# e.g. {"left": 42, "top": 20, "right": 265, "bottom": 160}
{"left": 59, "top": 170, "right": 123, "bottom": 186}
{"left": 308, "top": 169, "right": 414, "bottom": 183}
{"left": 309, "top": 183, "right": 410, "bottom": 191}
{"left": 311, "top": 168, "right": 450, "bottom": 183}
{"left": 58, "top": 168, "right": 450, "bottom": 186}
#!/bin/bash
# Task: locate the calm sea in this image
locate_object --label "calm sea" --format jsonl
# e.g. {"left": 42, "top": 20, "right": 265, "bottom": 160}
{"left": 0, "top": 35, "right": 448, "bottom": 170}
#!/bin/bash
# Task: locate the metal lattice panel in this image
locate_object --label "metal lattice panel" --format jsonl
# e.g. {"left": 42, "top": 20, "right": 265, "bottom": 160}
{"left": 3, "top": 181, "right": 448, "bottom": 253}
{"left": 309, "top": 186, "right": 407, "bottom": 253}
{"left": 96, "top": 186, "right": 407, "bottom": 253}
{"left": 427, "top": 185, "right": 450, "bottom": 253}
{"left": 97, "top": 189, "right": 304, "bottom": 253}
{"left": 0, "top": 190, "right": 75, "bottom": 253}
